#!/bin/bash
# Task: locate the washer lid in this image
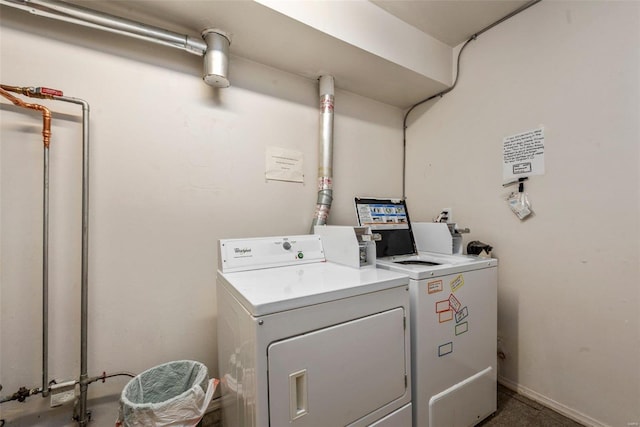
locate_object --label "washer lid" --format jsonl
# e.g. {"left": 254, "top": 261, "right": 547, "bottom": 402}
{"left": 218, "top": 262, "right": 409, "bottom": 316}
{"left": 377, "top": 252, "right": 497, "bottom": 280}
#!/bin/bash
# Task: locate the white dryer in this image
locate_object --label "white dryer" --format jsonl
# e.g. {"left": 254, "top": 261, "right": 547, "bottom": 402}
{"left": 217, "top": 234, "right": 412, "bottom": 427}
{"left": 355, "top": 198, "right": 498, "bottom": 427}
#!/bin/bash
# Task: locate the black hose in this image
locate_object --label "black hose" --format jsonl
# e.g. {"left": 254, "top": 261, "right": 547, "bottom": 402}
{"left": 0, "top": 386, "right": 41, "bottom": 404}
{"left": 87, "top": 371, "right": 136, "bottom": 385}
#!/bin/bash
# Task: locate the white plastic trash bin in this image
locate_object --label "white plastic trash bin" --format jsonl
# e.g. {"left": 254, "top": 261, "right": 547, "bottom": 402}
{"left": 116, "top": 360, "right": 217, "bottom": 427}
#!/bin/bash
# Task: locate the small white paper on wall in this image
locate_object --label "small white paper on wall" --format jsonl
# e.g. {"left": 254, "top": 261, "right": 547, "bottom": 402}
{"left": 265, "top": 146, "right": 304, "bottom": 183}
{"left": 503, "top": 127, "right": 545, "bottom": 181}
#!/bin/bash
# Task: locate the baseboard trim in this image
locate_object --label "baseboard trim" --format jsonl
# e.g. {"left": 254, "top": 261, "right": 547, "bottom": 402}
{"left": 497, "top": 376, "right": 608, "bottom": 427}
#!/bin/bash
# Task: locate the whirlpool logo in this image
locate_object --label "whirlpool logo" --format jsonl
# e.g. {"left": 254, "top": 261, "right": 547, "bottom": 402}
{"left": 234, "top": 247, "right": 252, "bottom": 255}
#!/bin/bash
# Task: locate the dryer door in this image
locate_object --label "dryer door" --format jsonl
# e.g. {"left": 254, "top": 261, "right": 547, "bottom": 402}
{"left": 268, "top": 307, "right": 407, "bottom": 426}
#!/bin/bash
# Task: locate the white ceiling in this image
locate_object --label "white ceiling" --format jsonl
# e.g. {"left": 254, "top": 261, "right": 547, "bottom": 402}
{"left": 372, "top": 0, "right": 529, "bottom": 47}
{"left": 8, "top": 0, "right": 534, "bottom": 106}
{"left": 67, "top": 0, "right": 531, "bottom": 48}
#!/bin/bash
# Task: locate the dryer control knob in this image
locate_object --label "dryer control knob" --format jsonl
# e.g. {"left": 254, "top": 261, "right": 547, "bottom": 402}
{"left": 282, "top": 241, "right": 292, "bottom": 250}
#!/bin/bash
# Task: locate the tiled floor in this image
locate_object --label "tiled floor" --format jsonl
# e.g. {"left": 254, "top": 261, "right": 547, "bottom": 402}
{"left": 479, "top": 385, "right": 584, "bottom": 427}
{"left": 202, "top": 384, "right": 584, "bottom": 427}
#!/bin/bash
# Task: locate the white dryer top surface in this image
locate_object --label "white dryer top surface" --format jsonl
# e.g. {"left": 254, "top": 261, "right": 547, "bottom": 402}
{"left": 218, "top": 262, "right": 409, "bottom": 316}
{"left": 377, "top": 252, "right": 497, "bottom": 280}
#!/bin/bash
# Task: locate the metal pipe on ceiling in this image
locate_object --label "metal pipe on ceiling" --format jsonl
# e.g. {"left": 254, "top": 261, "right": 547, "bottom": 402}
{"left": 0, "top": 0, "right": 231, "bottom": 87}
{"left": 1, "top": 0, "right": 207, "bottom": 54}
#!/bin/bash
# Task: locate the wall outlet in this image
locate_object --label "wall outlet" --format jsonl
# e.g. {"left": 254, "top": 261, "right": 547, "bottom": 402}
{"left": 50, "top": 381, "right": 77, "bottom": 408}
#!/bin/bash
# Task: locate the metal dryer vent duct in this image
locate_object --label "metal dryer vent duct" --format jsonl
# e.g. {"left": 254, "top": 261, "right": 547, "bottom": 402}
{"left": 202, "top": 29, "right": 231, "bottom": 88}
{"left": 310, "top": 75, "right": 335, "bottom": 232}
{"left": 0, "top": 0, "right": 231, "bottom": 88}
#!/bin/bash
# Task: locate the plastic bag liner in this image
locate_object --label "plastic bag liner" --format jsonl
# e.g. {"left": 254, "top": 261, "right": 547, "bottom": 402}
{"left": 117, "top": 360, "right": 216, "bottom": 427}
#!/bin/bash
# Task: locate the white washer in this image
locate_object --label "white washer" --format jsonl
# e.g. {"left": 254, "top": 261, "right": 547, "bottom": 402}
{"left": 355, "top": 198, "right": 498, "bottom": 427}
{"left": 217, "top": 234, "right": 413, "bottom": 427}
{"left": 377, "top": 254, "right": 497, "bottom": 427}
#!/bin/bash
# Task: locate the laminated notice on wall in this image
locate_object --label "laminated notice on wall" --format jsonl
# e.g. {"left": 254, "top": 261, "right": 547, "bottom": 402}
{"left": 265, "top": 147, "right": 304, "bottom": 183}
{"left": 503, "top": 127, "right": 545, "bottom": 181}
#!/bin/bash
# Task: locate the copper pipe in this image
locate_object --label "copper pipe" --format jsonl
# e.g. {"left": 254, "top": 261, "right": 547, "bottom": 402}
{"left": 0, "top": 84, "right": 30, "bottom": 96}
{"left": 0, "top": 87, "right": 52, "bottom": 147}
{"left": 0, "top": 84, "right": 63, "bottom": 99}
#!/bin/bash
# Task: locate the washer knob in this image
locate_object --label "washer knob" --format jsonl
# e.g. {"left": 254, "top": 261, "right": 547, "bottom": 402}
{"left": 282, "top": 241, "right": 292, "bottom": 250}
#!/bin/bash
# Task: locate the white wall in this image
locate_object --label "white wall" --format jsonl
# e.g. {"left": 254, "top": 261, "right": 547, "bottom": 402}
{"left": 406, "top": 2, "right": 639, "bottom": 427}
{"left": 0, "top": 8, "right": 403, "bottom": 425}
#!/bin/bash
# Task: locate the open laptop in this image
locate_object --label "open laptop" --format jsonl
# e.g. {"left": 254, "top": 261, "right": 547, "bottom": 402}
{"left": 354, "top": 197, "right": 414, "bottom": 257}
{"left": 355, "top": 197, "right": 446, "bottom": 265}
{"left": 355, "top": 197, "right": 477, "bottom": 273}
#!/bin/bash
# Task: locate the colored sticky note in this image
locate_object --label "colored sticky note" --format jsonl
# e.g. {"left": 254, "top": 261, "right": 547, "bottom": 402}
{"left": 455, "top": 322, "right": 469, "bottom": 336}
{"left": 439, "top": 310, "right": 454, "bottom": 323}
{"left": 436, "top": 300, "right": 450, "bottom": 313}
{"left": 450, "top": 274, "right": 465, "bottom": 292}
{"left": 438, "top": 342, "right": 453, "bottom": 357}
{"left": 448, "top": 294, "right": 462, "bottom": 312}
{"left": 455, "top": 306, "right": 469, "bottom": 323}
{"left": 428, "top": 280, "right": 443, "bottom": 294}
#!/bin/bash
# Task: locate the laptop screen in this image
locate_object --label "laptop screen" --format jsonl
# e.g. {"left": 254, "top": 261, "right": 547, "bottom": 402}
{"left": 354, "top": 197, "right": 417, "bottom": 257}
